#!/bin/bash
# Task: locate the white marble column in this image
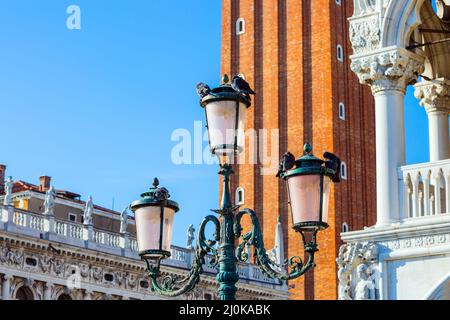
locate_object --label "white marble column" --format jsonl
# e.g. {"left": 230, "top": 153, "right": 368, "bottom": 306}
{"left": 43, "top": 283, "right": 54, "bottom": 300}
{"left": 84, "top": 289, "right": 93, "bottom": 300}
{"left": 351, "top": 49, "right": 424, "bottom": 226}
{"left": 2, "top": 274, "right": 13, "bottom": 300}
{"left": 414, "top": 79, "right": 450, "bottom": 162}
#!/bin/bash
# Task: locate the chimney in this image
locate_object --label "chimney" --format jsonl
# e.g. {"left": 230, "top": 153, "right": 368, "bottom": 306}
{"left": 0, "top": 164, "right": 6, "bottom": 194}
{"left": 39, "top": 176, "right": 51, "bottom": 192}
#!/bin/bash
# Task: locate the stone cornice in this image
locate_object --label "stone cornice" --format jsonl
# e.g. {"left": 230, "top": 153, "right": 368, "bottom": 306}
{"left": 341, "top": 214, "right": 450, "bottom": 245}
{"left": 350, "top": 47, "right": 425, "bottom": 94}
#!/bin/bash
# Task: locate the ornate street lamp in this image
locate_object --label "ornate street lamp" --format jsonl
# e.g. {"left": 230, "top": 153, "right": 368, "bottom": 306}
{"left": 200, "top": 75, "right": 251, "bottom": 156}
{"left": 130, "top": 75, "right": 341, "bottom": 300}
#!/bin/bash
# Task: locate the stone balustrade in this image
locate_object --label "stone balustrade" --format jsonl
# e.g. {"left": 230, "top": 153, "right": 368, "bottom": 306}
{"left": 0, "top": 205, "right": 280, "bottom": 286}
{"left": 400, "top": 159, "right": 450, "bottom": 219}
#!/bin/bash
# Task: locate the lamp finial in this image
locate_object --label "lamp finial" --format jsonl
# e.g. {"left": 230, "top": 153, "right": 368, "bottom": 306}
{"left": 222, "top": 74, "right": 229, "bottom": 84}
{"left": 304, "top": 143, "right": 313, "bottom": 155}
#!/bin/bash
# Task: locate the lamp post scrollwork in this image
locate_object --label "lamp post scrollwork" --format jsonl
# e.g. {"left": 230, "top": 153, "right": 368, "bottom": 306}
{"left": 130, "top": 76, "right": 341, "bottom": 300}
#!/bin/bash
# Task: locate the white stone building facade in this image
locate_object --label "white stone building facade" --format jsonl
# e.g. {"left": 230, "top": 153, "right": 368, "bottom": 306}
{"left": 338, "top": 0, "right": 450, "bottom": 300}
{"left": 0, "top": 187, "right": 288, "bottom": 300}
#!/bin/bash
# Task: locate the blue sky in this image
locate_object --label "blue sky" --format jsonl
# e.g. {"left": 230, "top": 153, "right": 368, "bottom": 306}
{"left": 0, "top": 1, "right": 430, "bottom": 246}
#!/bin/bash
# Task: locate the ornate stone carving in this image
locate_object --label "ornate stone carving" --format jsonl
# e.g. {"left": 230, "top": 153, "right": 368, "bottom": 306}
{"left": 9, "top": 250, "right": 23, "bottom": 266}
{"left": 38, "top": 255, "right": 52, "bottom": 273}
{"left": 414, "top": 79, "right": 450, "bottom": 113}
{"left": 336, "top": 241, "right": 378, "bottom": 300}
{"left": 115, "top": 271, "right": 126, "bottom": 287}
{"left": 351, "top": 49, "right": 424, "bottom": 94}
{"left": 51, "top": 258, "right": 64, "bottom": 275}
{"left": 350, "top": 18, "right": 380, "bottom": 54}
{"left": 0, "top": 247, "right": 8, "bottom": 263}
{"left": 380, "top": 233, "right": 450, "bottom": 251}
{"left": 354, "top": 264, "right": 376, "bottom": 300}
{"left": 126, "top": 273, "right": 138, "bottom": 289}
{"left": 182, "top": 286, "right": 204, "bottom": 300}
{"left": 91, "top": 266, "right": 103, "bottom": 283}
{"left": 353, "top": 0, "right": 378, "bottom": 16}
{"left": 79, "top": 263, "right": 90, "bottom": 278}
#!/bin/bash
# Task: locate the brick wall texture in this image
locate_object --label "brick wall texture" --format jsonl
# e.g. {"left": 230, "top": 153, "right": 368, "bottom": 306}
{"left": 221, "top": 0, "right": 377, "bottom": 300}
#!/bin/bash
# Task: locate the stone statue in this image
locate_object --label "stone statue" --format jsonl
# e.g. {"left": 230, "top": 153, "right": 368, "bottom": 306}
{"left": 43, "top": 186, "right": 56, "bottom": 215}
{"left": 186, "top": 224, "right": 195, "bottom": 249}
{"left": 120, "top": 207, "right": 128, "bottom": 234}
{"left": 336, "top": 244, "right": 352, "bottom": 300}
{"left": 83, "top": 196, "right": 94, "bottom": 225}
{"left": 3, "top": 176, "right": 13, "bottom": 206}
{"left": 354, "top": 264, "right": 375, "bottom": 300}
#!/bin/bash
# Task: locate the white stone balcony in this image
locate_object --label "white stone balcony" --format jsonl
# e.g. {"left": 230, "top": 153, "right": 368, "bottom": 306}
{"left": 400, "top": 159, "right": 450, "bottom": 219}
{"left": 0, "top": 205, "right": 282, "bottom": 288}
{"left": 338, "top": 159, "right": 450, "bottom": 300}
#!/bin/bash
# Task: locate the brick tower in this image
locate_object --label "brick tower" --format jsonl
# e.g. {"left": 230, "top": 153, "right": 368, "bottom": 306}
{"left": 221, "top": 0, "right": 376, "bottom": 299}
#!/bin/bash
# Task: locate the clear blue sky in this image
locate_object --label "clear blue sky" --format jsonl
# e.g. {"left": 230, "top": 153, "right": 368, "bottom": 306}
{"left": 0, "top": 1, "right": 430, "bottom": 246}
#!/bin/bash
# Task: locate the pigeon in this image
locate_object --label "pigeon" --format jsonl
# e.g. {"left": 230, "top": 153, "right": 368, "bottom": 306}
{"left": 323, "top": 152, "right": 341, "bottom": 183}
{"left": 231, "top": 75, "right": 255, "bottom": 98}
{"left": 276, "top": 152, "right": 296, "bottom": 177}
{"left": 196, "top": 82, "right": 211, "bottom": 99}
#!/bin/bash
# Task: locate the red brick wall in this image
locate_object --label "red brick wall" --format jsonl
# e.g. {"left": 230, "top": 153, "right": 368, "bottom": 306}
{"left": 221, "top": 0, "right": 376, "bottom": 300}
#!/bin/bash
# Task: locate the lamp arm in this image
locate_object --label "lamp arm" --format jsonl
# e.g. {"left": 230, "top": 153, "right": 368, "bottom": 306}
{"left": 147, "top": 215, "right": 220, "bottom": 297}
{"left": 234, "top": 208, "right": 317, "bottom": 281}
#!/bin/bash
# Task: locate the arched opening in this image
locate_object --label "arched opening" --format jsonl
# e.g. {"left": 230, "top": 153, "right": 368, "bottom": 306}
{"left": 15, "top": 286, "right": 34, "bottom": 300}
{"left": 338, "top": 102, "right": 346, "bottom": 120}
{"left": 235, "top": 187, "right": 245, "bottom": 206}
{"left": 342, "top": 222, "right": 349, "bottom": 233}
{"left": 236, "top": 18, "right": 245, "bottom": 35}
{"left": 425, "top": 272, "right": 450, "bottom": 299}
{"left": 340, "top": 161, "right": 348, "bottom": 180}
{"left": 57, "top": 293, "right": 73, "bottom": 300}
{"left": 337, "top": 44, "right": 344, "bottom": 62}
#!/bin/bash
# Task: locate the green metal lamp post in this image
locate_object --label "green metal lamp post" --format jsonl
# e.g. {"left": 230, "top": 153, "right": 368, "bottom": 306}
{"left": 130, "top": 76, "right": 341, "bottom": 300}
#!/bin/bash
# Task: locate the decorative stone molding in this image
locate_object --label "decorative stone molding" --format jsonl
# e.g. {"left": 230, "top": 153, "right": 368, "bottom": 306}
{"left": 351, "top": 48, "right": 425, "bottom": 94}
{"left": 350, "top": 17, "right": 381, "bottom": 55}
{"left": 0, "top": 231, "right": 287, "bottom": 300}
{"left": 353, "top": 0, "right": 379, "bottom": 16}
{"left": 379, "top": 233, "right": 450, "bottom": 251}
{"left": 336, "top": 241, "right": 378, "bottom": 300}
{"left": 414, "top": 79, "right": 450, "bottom": 114}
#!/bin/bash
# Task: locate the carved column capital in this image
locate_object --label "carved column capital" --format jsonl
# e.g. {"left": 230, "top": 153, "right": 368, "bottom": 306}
{"left": 43, "top": 282, "right": 54, "bottom": 291}
{"left": 351, "top": 48, "right": 425, "bottom": 95}
{"left": 414, "top": 79, "right": 450, "bottom": 114}
{"left": 2, "top": 274, "right": 14, "bottom": 281}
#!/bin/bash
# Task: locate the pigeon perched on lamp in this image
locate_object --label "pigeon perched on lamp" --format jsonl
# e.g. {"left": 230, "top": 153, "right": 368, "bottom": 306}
{"left": 276, "top": 152, "right": 296, "bottom": 177}
{"left": 323, "top": 152, "right": 341, "bottom": 183}
{"left": 196, "top": 82, "right": 211, "bottom": 99}
{"left": 231, "top": 74, "right": 255, "bottom": 99}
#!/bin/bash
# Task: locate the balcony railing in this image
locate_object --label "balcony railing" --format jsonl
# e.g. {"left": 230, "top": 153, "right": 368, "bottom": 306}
{"left": 0, "top": 205, "right": 281, "bottom": 286}
{"left": 400, "top": 159, "right": 450, "bottom": 219}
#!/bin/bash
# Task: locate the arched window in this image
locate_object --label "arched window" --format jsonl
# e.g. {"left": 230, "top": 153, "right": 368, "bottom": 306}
{"left": 340, "top": 161, "right": 348, "bottom": 180}
{"left": 339, "top": 102, "right": 346, "bottom": 120}
{"left": 342, "top": 222, "right": 349, "bottom": 233}
{"left": 236, "top": 18, "right": 245, "bottom": 35}
{"left": 337, "top": 44, "right": 344, "bottom": 62}
{"left": 235, "top": 187, "right": 245, "bottom": 206}
{"left": 57, "top": 294, "right": 73, "bottom": 300}
{"left": 15, "top": 286, "right": 34, "bottom": 300}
